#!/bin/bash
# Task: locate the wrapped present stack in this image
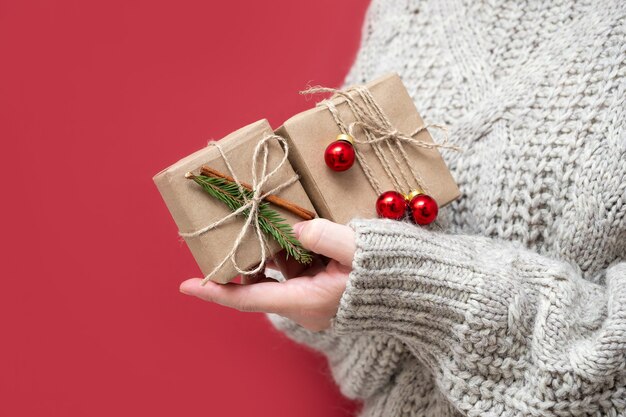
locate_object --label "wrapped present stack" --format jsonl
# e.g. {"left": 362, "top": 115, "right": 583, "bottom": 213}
{"left": 153, "top": 73, "right": 460, "bottom": 284}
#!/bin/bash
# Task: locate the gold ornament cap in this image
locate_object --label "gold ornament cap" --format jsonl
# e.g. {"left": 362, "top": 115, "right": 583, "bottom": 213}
{"left": 405, "top": 189, "right": 425, "bottom": 202}
{"left": 336, "top": 133, "right": 354, "bottom": 145}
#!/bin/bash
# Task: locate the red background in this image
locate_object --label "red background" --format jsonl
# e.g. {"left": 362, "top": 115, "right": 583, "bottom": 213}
{"left": 1, "top": 1, "right": 370, "bottom": 415}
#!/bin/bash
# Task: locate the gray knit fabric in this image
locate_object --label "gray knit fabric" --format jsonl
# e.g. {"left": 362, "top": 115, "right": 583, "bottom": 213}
{"left": 267, "top": 0, "right": 626, "bottom": 415}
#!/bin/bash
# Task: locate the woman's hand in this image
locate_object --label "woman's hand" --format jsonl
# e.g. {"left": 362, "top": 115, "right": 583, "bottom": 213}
{"left": 179, "top": 219, "right": 356, "bottom": 332}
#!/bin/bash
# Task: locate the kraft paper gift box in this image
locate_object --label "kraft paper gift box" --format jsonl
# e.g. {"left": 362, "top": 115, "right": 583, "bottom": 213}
{"left": 153, "top": 119, "right": 317, "bottom": 284}
{"left": 275, "top": 73, "right": 460, "bottom": 225}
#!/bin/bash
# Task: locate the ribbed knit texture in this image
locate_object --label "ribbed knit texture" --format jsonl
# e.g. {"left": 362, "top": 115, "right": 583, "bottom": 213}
{"left": 267, "top": 0, "right": 626, "bottom": 415}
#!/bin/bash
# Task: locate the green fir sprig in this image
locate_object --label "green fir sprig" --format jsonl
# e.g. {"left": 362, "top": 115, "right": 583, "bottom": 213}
{"left": 187, "top": 173, "right": 312, "bottom": 265}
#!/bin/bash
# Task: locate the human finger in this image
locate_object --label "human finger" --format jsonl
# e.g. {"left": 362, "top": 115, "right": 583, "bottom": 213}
{"left": 292, "top": 219, "right": 355, "bottom": 267}
{"left": 179, "top": 278, "right": 294, "bottom": 314}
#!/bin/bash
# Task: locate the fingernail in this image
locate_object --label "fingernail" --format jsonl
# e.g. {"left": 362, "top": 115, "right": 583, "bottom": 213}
{"left": 292, "top": 222, "right": 305, "bottom": 238}
{"left": 179, "top": 281, "right": 194, "bottom": 295}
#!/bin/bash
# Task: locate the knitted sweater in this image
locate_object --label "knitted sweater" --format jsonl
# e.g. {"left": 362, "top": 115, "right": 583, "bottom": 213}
{"left": 267, "top": 0, "right": 626, "bottom": 415}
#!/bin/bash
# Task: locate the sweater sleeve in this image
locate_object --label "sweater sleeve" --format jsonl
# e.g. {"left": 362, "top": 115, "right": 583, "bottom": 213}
{"left": 331, "top": 218, "right": 626, "bottom": 415}
{"left": 266, "top": 312, "right": 412, "bottom": 400}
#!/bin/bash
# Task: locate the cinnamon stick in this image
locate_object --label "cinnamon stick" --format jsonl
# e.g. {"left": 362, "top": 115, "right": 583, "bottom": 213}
{"left": 196, "top": 166, "right": 316, "bottom": 221}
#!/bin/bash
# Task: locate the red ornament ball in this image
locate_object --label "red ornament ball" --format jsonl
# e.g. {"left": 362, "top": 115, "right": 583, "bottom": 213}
{"left": 409, "top": 193, "right": 438, "bottom": 225}
{"left": 376, "top": 191, "right": 407, "bottom": 220}
{"left": 324, "top": 137, "right": 355, "bottom": 171}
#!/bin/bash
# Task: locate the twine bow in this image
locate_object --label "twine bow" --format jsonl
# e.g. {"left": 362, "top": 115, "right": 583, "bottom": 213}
{"left": 179, "top": 134, "right": 299, "bottom": 285}
{"left": 301, "top": 84, "right": 462, "bottom": 196}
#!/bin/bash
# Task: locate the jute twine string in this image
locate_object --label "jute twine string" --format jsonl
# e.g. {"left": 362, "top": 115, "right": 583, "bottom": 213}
{"left": 323, "top": 99, "right": 384, "bottom": 194}
{"left": 353, "top": 87, "right": 424, "bottom": 192}
{"left": 344, "top": 87, "right": 411, "bottom": 193}
{"left": 179, "top": 134, "right": 299, "bottom": 285}
{"left": 301, "top": 85, "right": 461, "bottom": 196}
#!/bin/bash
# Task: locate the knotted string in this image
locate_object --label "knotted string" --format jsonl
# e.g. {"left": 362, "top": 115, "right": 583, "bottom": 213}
{"left": 301, "top": 84, "right": 461, "bottom": 196}
{"left": 179, "top": 134, "right": 299, "bottom": 285}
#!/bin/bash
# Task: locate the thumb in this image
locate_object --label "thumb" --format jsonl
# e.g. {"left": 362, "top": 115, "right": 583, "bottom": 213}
{"left": 293, "top": 218, "right": 355, "bottom": 267}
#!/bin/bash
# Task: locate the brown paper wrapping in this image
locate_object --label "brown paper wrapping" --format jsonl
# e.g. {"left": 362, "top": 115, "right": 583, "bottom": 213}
{"left": 276, "top": 73, "right": 460, "bottom": 225}
{"left": 153, "top": 119, "right": 317, "bottom": 284}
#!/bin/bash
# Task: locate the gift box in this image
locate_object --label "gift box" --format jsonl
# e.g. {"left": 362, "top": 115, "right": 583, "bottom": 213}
{"left": 153, "top": 119, "right": 317, "bottom": 284}
{"left": 275, "top": 73, "right": 460, "bottom": 225}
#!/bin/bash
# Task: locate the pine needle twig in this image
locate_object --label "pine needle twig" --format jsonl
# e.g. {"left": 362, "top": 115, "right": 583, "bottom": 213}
{"left": 186, "top": 173, "right": 312, "bottom": 265}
